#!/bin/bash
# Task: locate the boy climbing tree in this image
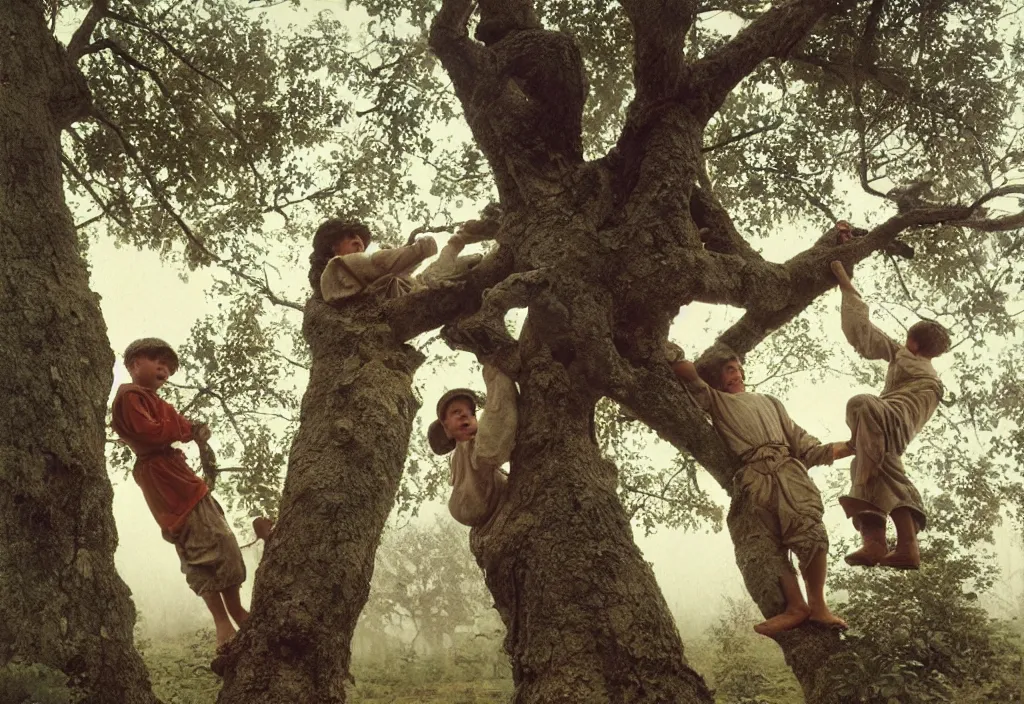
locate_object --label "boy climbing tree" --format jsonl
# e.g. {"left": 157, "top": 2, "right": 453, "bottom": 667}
{"left": 428, "top": 362, "right": 518, "bottom": 528}
{"left": 667, "top": 343, "right": 850, "bottom": 637}
{"left": 312, "top": 217, "right": 495, "bottom": 303}
{"left": 111, "top": 338, "right": 249, "bottom": 652}
{"left": 831, "top": 261, "right": 950, "bottom": 570}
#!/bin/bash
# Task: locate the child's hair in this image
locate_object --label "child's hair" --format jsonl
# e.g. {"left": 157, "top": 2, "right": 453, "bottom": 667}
{"left": 124, "top": 338, "right": 179, "bottom": 374}
{"left": 700, "top": 353, "right": 744, "bottom": 391}
{"left": 908, "top": 319, "right": 951, "bottom": 358}
{"left": 308, "top": 219, "right": 372, "bottom": 293}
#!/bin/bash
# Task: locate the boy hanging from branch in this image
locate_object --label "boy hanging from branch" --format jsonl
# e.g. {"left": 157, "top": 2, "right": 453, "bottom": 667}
{"left": 111, "top": 338, "right": 248, "bottom": 651}
{"left": 427, "top": 362, "right": 518, "bottom": 528}
{"left": 667, "top": 343, "right": 850, "bottom": 637}
{"left": 312, "top": 216, "right": 497, "bottom": 303}
{"left": 830, "top": 261, "right": 950, "bottom": 570}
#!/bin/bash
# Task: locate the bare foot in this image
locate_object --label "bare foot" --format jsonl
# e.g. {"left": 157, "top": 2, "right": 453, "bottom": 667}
{"left": 215, "top": 623, "right": 236, "bottom": 648}
{"left": 844, "top": 540, "right": 887, "bottom": 567}
{"left": 809, "top": 605, "right": 848, "bottom": 630}
{"left": 753, "top": 605, "right": 810, "bottom": 638}
{"left": 879, "top": 542, "right": 920, "bottom": 570}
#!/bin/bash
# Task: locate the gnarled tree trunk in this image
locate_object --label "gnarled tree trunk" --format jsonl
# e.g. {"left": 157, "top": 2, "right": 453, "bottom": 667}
{"left": 0, "top": 2, "right": 158, "bottom": 702}
{"left": 471, "top": 324, "right": 713, "bottom": 702}
{"left": 215, "top": 297, "right": 422, "bottom": 703}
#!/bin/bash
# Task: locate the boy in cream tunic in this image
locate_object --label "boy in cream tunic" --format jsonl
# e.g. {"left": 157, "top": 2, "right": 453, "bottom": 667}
{"left": 668, "top": 344, "right": 850, "bottom": 637}
{"left": 429, "top": 366, "right": 517, "bottom": 527}
{"left": 831, "top": 261, "right": 950, "bottom": 570}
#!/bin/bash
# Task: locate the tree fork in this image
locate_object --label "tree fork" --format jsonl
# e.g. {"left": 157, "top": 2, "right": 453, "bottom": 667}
{"left": 0, "top": 2, "right": 157, "bottom": 702}
{"left": 470, "top": 330, "right": 713, "bottom": 703}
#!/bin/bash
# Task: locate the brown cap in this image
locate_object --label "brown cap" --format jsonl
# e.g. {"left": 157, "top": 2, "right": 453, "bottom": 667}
{"left": 123, "top": 338, "right": 179, "bottom": 374}
{"left": 427, "top": 388, "right": 480, "bottom": 455}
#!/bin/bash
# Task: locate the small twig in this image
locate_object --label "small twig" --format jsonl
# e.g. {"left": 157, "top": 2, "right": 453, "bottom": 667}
{"left": 61, "top": 154, "right": 129, "bottom": 230}
{"left": 702, "top": 119, "right": 784, "bottom": 154}
{"left": 90, "top": 108, "right": 304, "bottom": 311}
{"left": 106, "top": 10, "right": 232, "bottom": 93}
{"left": 405, "top": 222, "right": 459, "bottom": 246}
{"left": 886, "top": 254, "right": 917, "bottom": 303}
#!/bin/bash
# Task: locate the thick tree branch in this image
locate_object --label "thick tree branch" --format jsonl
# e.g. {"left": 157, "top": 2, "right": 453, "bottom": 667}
{"left": 688, "top": 0, "right": 857, "bottom": 122}
{"left": 382, "top": 247, "right": 514, "bottom": 343}
{"left": 690, "top": 186, "right": 764, "bottom": 261}
{"left": 620, "top": 0, "right": 698, "bottom": 102}
{"left": 713, "top": 203, "right": 975, "bottom": 358}
{"left": 66, "top": 0, "right": 109, "bottom": 63}
{"left": 429, "top": 0, "right": 491, "bottom": 101}
{"left": 429, "top": 0, "right": 587, "bottom": 205}
{"left": 475, "top": 0, "right": 541, "bottom": 43}
{"left": 604, "top": 365, "right": 740, "bottom": 490}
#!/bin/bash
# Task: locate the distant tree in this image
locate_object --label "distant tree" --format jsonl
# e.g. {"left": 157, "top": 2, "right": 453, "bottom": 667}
{"left": 362, "top": 519, "right": 495, "bottom": 656}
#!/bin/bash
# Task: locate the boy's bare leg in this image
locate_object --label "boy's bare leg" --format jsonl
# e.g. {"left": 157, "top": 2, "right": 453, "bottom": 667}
{"left": 202, "top": 591, "right": 237, "bottom": 646}
{"left": 845, "top": 513, "right": 888, "bottom": 567}
{"left": 753, "top": 570, "right": 811, "bottom": 637}
{"left": 879, "top": 507, "right": 920, "bottom": 569}
{"left": 802, "top": 551, "right": 847, "bottom": 630}
{"left": 222, "top": 586, "right": 250, "bottom": 629}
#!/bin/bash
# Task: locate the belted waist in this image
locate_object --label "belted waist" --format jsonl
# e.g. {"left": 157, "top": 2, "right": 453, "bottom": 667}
{"left": 737, "top": 444, "right": 794, "bottom": 473}
{"left": 134, "top": 445, "right": 184, "bottom": 461}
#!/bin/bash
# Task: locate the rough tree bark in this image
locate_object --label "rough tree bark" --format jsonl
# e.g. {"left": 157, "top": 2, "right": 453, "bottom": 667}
{"left": 0, "top": 2, "right": 158, "bottom": 702}
{"left": 214, "top": 296, "right": 424, "bottom": 702}
{"left": 215, "top": 256, "right": 511, "bottom": 702}
{"left": 469, "top": 321, "right": 714, "bottom": 702}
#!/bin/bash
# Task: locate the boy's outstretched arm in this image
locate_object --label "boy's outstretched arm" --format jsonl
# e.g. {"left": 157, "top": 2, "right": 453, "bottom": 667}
{"left": 664, "top": 341, "right": 701, "bottom": 384}
{"left": 832, "top": 441, "right": 853, "bottom": 460}
{"left": 671, "top": 359, "right": 702, "bottom": 385}
{"left": 830, "top": 260, "right": 861, "bottom": 297}
{"left": 832, "top": 260, "right": 899, "bottom": 361}
{"left": 664, "top": 341, "right": 714, "bottom": 411}
{"left": 472, "top": 364, "right": 518, "bottom": 472}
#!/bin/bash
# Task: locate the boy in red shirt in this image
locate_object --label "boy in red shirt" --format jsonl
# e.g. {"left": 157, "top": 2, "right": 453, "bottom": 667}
{"left": 111, "top": 338, "right": 247, "bottom": 649}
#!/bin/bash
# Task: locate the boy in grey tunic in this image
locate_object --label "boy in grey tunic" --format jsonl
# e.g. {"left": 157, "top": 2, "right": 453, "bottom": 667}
{"left": 831, "top": 261, "right": 950, "bottom": 570}
{"left": 669, "top": 345, "right": 850, "bottom": 637}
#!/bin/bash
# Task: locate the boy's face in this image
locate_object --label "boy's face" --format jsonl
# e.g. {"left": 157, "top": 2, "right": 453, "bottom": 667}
{"left": 442, "top": 398, "right": 478, "bottom": 444}
{"left": 719, "top": 360, "right": 746, "bottom": 394}
{"left": 128, "top": 352, "right": 174, "bottom": 390}
{"left": 332, "top": 233, "right": 366, "bottom": 256}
